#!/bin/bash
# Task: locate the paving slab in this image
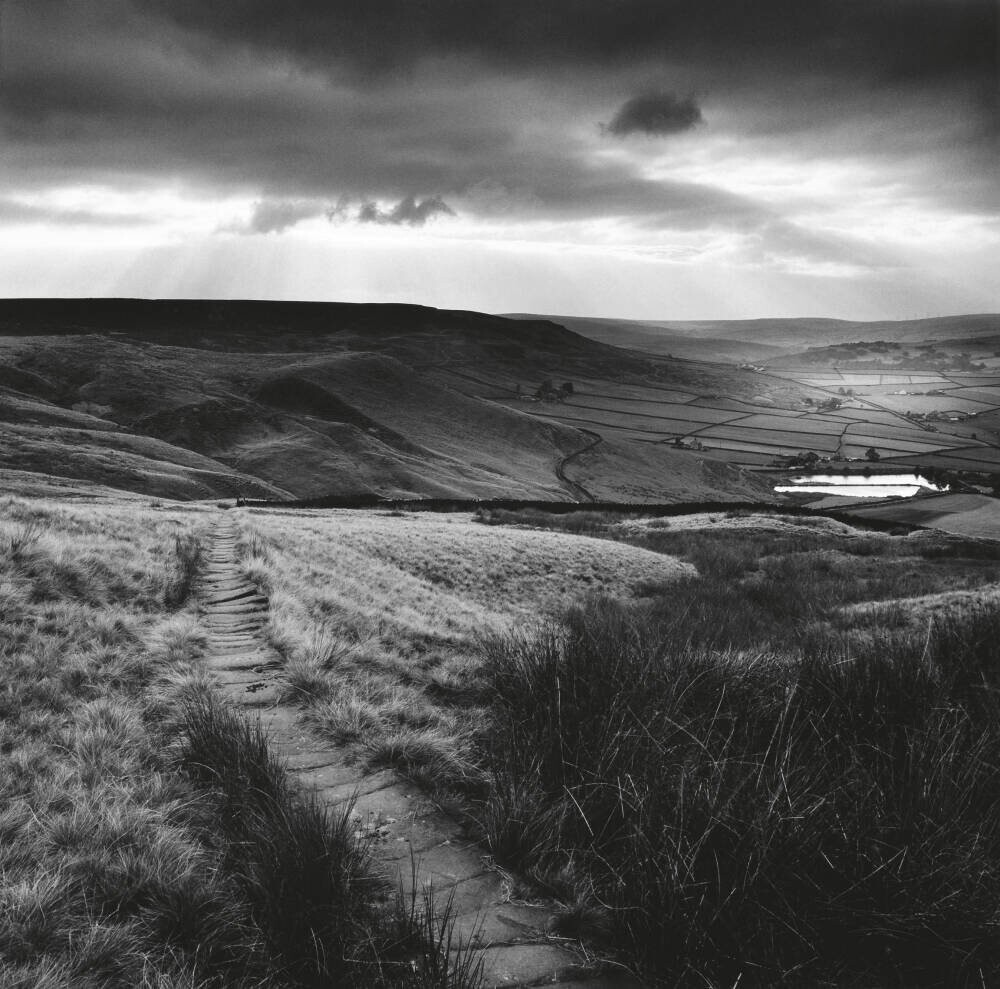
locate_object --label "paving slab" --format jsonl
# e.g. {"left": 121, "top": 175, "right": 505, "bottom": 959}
{"left": 202, "top": 598, "right": 268, "bottom": 612}
{"left": 474, "top": 943, "right": 588, "bottom": 987}
{"left": 203, "top": 655, "right": 280, "bottom": 673}
{"left": 217, "top": 680, "right": 283, "bottom": 708}
{"left": 290, "top": 760, "right": 367, "bottom": 787}
{"left": 312, "top": 769, "right": 403, "bottom": 807}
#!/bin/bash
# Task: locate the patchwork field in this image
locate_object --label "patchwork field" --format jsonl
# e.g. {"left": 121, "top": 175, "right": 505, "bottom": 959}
{"left": 488, "top": 382, "right": 991, "bottom": 467}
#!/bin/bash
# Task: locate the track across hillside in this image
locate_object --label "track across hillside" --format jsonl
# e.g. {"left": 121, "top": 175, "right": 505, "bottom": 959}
{"left": 556, "top": 429, "right": 602, "bottom": 502}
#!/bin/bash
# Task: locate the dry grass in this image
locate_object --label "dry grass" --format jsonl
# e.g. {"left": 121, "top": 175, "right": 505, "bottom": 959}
{"left": 230, "top": 503, "right": 1000, "bottom": 986}
{"left": 235, "top": 508, "right": 689, "bottom": 804}
{"left": 466, "top": 511, "right": 1000, "bottom": 986}
{"left": 0, "top": 496, "right": 482, "bottom": 988}
{"left": 0, "top": 495, "right": 245, "bottom": 987}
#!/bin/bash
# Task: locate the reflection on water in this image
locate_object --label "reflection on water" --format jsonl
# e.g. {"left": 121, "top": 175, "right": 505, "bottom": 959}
{"left": 774, "top": 473, "right": 947, "bottom": 498}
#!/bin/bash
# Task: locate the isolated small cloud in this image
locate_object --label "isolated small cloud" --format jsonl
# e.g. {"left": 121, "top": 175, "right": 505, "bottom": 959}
{"left": 356, "top": 195, "right": 454, "bottom": 226}
{"left": 606, "top": 92, "right": 704, "bottom": 137}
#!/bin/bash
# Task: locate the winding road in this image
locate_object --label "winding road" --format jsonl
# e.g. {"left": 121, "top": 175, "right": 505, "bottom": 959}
{"left": 556, "top": 429, "right": 603, "bottom": 502}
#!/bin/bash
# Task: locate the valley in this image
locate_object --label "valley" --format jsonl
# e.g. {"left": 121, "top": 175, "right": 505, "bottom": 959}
{"left": 4, "top": 301, "right": 1000, "bottom": 514}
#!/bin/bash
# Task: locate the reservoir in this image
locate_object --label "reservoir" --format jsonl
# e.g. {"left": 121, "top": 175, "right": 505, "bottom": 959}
{"left": 774, "top": 473, "right": 947, "bottom": 498}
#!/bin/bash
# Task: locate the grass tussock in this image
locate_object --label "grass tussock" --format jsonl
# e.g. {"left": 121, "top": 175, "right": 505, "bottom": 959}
{"left": 481, "top": 597, "right": 1000, "bottom": 987}
{"left": 176, "top": 694, "right": 374, "bottom": 984}
{"left": 163, "top": 532, "right": 204, "bottom": 609}
{"left": 176, "top": 693, "right": 484, "bottom": 988}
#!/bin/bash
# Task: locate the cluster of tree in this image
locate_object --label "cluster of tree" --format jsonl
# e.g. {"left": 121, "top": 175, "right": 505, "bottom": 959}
{"left": 535, "top": 380, "right": 575, "bottom": 402}
{"left": 803, "top": 397, "right": 843, "bottom": 411}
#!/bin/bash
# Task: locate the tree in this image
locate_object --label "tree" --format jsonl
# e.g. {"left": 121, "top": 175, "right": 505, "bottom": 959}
{"left": 865, "top": 447, "right": 880, "bottom": 462}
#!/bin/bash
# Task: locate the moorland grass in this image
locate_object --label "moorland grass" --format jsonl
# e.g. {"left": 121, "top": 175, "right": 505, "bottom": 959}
{"left": 0, "top": 497, "right": 261, "bottom": 988}
{"left": 234, "top": 510, "right": 683, "bottom": 808}
{"left": 475, "top": 511, "right": 1000, "bottom": 983}
{"left": 229, "top": 505, "right": 1000, "bottom": 985}
{"left": 480, "top": 583, "right": 1000, "bottom": 986}
{"left": 0, "top": 497, "right": 482, "bottom": 989}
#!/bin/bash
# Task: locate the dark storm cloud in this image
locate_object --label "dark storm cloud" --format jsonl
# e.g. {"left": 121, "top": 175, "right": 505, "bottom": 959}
{"left": 0, "top": 4, "right": 762, "bottom": 229}
{"left": 142, "top": 0, "right": 997, "bottom": 93}
{"left": 606, "top": 92, "right": 703, "bottom": 137}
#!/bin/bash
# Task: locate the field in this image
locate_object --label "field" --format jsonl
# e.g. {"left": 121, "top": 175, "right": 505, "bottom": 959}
{"left": 845, "top": 493, "right": 1000, "bottom": 540}
{"left": 487, "top": 313, "right": 1000, "bottom": 479}
{"left": 486, "top": 380, "right": 992, "bottom": 467}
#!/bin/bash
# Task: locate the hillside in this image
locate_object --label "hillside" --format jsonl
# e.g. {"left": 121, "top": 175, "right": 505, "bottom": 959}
{"left": 507, "top": 312, "right": 1000, "bottom": 359}
{"left": 0, "top": 298, "right": 776, "bottom": 502}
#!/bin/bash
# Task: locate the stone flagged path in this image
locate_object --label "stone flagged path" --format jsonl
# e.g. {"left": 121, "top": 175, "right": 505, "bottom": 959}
{"left": 199, "top": 514, "right": 641, "bottom": 989}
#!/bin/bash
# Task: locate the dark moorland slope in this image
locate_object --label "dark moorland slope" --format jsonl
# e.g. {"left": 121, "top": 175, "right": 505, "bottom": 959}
{"left": 0, "top": 298, "right": 774, "bottom": 502}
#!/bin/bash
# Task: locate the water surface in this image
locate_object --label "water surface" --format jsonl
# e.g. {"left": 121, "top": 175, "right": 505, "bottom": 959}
{"left": 774, "top": 473, "right": 946, "bottom": 498}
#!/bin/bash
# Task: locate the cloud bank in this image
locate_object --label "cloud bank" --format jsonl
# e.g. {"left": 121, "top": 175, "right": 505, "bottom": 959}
{"left": 0, "top": 0, "right": 995, "bottom": 313}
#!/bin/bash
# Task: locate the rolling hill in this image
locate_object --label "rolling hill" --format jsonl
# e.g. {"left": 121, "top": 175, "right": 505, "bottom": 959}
{"left": 0, "top": 298, "right": 776, "bottom": 503}
{"left": 506, "top": 312, "right": 1000, "bottom": 359}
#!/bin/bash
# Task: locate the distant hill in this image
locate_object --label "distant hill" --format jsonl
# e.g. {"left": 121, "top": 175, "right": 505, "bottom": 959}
{"left": 0, "top": 298, "right": 774, "bottom": 503}
{"left": 505, "top": 313, "right": 1000, "bottom": 360}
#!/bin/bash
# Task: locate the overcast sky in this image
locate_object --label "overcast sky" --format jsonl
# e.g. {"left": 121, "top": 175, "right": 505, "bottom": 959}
{"left": 0, "top": 0, "right": 997, "bottom": 319}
